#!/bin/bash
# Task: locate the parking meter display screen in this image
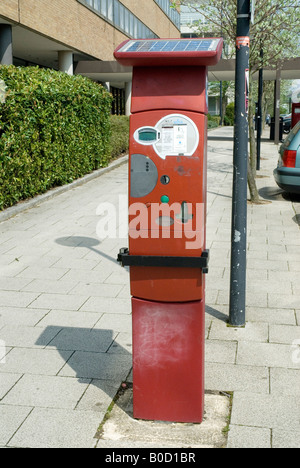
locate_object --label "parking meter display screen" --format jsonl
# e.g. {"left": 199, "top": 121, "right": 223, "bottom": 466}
{"left": 139, "top": 129, "right": 157, "bottom": 142}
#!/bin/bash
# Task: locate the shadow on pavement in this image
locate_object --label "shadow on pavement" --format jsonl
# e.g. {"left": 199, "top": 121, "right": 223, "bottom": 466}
{"left": 36, "top": 326, "right": 132, "bottom": 401}
{"left": 293, "top": 214, "right": 300, "bottom": 226}
{"left": 259, "top": 186, "right": 300, "bottom": 203}
{"left": 205, "top": 305, "right": 228, "bottom": 323}
{"left": 259, "top": 186, "right": 285, "bottom": 201}
{"left": 55, "top": 236, "right": 118, "bottom": 266}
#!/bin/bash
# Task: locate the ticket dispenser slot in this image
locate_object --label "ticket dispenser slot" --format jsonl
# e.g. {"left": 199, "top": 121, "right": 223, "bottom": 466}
{"left": 176, "top": 201, "right": 193, "bottom": 224}
{"left": 114, "top": 37, "right": 223, "bottom": 424}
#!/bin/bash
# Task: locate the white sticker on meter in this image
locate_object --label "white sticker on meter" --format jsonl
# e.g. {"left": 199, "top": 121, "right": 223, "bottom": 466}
{"left": 174, "top": 125, "right": 187, "bottom": 153}
{"left": 161, "top": 127, "right": 174, "bottom": 154}
{"left": 153, "top": 114, "right": 199, "bottom": 160}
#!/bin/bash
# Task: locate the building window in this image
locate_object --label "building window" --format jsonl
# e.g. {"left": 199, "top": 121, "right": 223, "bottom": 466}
{"left": 111, "top": 86, "right": 125, "bottom": 115}
{"left": 208, "top": 96, "right": 220, "bottom": 116}
{"left": 154, "top": 0, "right": 181, "bottom": 30}
{"left": 79, "top": 0, "right": 158, "bottom": 39}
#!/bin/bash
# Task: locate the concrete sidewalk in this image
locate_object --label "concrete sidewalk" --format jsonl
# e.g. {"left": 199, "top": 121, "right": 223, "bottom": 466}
{"left": 0, "top": 126, "right": 299, "bottom": 448}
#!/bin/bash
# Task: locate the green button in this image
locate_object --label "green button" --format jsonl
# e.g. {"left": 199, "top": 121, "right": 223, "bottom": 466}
{"left": 161, "top": 195, "right": 170, "bottom": 204}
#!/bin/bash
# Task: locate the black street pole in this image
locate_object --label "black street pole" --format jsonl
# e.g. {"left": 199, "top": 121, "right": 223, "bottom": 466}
{"left": 257, "top": 48, "right": 263, "bottom": 171}
{"left": 229, "top": 0, "right": 250, "bottom": 327}
{"left": 220, "top": 81, "right": 223, "bottom": 126}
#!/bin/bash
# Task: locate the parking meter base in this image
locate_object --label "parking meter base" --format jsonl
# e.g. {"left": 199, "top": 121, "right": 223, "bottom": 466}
{"left": 132, "top": 297, "right": 205, "bottom": 424}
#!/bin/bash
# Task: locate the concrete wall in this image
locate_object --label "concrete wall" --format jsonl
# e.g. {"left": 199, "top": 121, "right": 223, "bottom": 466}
{"left": 0, "top": 0, "right": 19, "bottom": 23}
{"left": 21, "top": 0, "right": 126, "bottom": 61}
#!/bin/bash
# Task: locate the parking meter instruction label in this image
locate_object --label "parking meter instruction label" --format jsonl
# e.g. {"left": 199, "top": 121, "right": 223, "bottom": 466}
{"left": 174, "top": 125, "right": 188, "bottom": 153}
{"left": 161, "top": 126, "right": 174, "bottom": 154}
{"left": 160, "top": 124, "right": 188, "bottom": 155}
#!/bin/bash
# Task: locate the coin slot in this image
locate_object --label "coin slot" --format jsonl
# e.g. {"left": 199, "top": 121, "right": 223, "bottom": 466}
{"left": 160, "top": 175, "right": 170, "bottom": 185}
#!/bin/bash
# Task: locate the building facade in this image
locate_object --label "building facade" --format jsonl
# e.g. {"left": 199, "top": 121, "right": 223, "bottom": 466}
{"left": 0, "top": 0, "right": 180, "bottom": 114}
{"left": 180, "top": 4, "right": 207, "bottom": 39}
{"left": 0, "top": 0, "right": 180, "bottom": 69}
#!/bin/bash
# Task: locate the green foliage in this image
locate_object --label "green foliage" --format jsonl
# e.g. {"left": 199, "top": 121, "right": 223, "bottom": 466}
{"left": 109, "top": 115, "right": 130, "bottom": 159}
{"left": 175, "top": 1, "right": 300, "bottom": 72}
{"left": 0, "top": 65, "right": 112, "bottom": 211}
{"left": 224, "top": 102, "right": 235, "bottom": 126}
{"left": 207, "top": 114, "right": 220, "bottom": 129}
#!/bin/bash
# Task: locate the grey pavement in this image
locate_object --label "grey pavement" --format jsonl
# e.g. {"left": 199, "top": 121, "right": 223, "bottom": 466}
{"left": 0, "top": 126, "right": 299, "bottom": 448}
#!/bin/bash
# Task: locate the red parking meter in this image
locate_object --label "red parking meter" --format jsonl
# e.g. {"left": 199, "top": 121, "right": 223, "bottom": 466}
{"left": 292, "top": 103, "right": 300, "bottom": 129}
{"left": 115, "top": 38, "right": 223, "bottom": 423}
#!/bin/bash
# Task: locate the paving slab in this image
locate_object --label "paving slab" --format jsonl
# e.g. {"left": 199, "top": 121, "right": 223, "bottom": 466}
{"left": 0, "top": 405, "right": 33, "bottom": 447}
{"left": 0, "top": 306, "right": 49, "bottom": 327}
{"left": 0, "top": 373, "right": 22, "bottom": 400}
{"left": 1, "top": 374, "right": 90, "bottom": 409}
{"left": 0, "top": 325, "right": 59, "bottom": 348}
{"left": 209, "top": 320, "right": 269, "bottom": 342}
{"left": 7, "top": 408, "right": 101, "bottom": 449}
{"left": 227, "top": 425, "right": 271, "bottom": 449}
{"left": 1, "top": 347, "right": 73, "bottom": 376}
{"left": 272, "top": 430, "right": 300, "bottom": 449}
{"left": 270, "top": 368, "right": 300, "bottom": 396}
{"left": 231, "top": 392, "right": 300, "bottom": 432}
{"left": 205, "top": 362, "right": 269, "bottom": 393}
{"left": 237, "top": 341, "right": 300, "bottom": 369}
{"left": 58, "top": 351, "right": 132, "bottom": 381}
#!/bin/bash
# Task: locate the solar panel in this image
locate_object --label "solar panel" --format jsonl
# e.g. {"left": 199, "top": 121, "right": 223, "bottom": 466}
{"left": 120, "top": 39, "right": 219, "bottom": 54}
{"left": 114, "top": 38, "right": 224, "bottom": 67}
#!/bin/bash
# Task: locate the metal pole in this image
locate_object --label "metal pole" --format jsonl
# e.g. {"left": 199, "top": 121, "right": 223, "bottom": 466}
{"left": 256, "top": 48, "right": 263, "bottom": 171}
{"left": 220, "top": 81, "right": 223, "bottom": 126}
{"left": 229, "top": 0, "right": 250, "bottom": 327}
{"left": 274, "top": 67, "right": 281, "bottom": 145}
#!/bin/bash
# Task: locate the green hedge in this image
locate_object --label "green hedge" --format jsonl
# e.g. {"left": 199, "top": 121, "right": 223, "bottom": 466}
{"left": 109, "top": 115, "right": 129, "bottom": 159}
{"left": 0, "top": 65, "right": 112, "bottom": 211}
{"left": 207, "top": 114, "right": 220, "bottom": 129}
{"left": 224, "top": 102, "right": 235, "bottom": 126}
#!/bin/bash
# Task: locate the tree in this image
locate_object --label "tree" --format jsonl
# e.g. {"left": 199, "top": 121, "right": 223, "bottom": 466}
{"left": 172, "top": 0, "right": 300, "bottom": 202}
{"left": 209, "top": 80, "right": 235, "bottom": 125}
